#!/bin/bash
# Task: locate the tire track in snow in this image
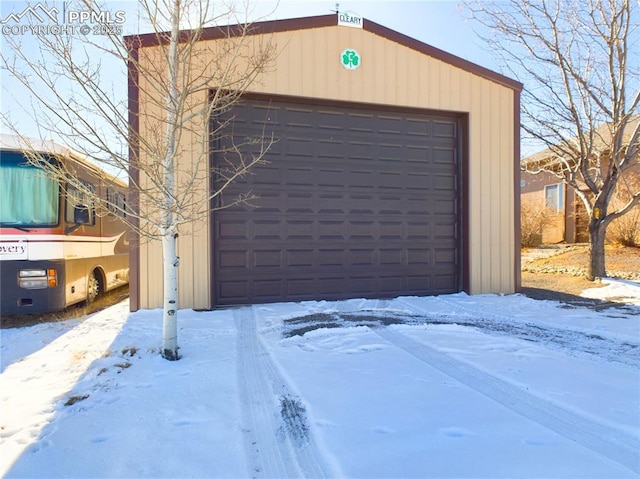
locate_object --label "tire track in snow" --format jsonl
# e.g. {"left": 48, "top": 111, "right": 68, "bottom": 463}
{"left": 374, "top": 326, "right": 640, "bottom": 475}
{"left": 397, "top": 296, "right": 640, "bottom": 367}
{"left": 234, "top": 306, "right": 331, "bottom": 479}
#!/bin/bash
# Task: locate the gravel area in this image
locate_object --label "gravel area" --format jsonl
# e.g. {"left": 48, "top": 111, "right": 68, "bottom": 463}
{"left": 521, "top": 244, "right": 639, "bottom": 305}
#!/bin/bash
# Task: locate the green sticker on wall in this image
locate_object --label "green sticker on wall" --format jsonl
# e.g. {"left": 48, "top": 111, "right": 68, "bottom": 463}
{"left": 341, "top": 49, "right": 361, "bottom": 70}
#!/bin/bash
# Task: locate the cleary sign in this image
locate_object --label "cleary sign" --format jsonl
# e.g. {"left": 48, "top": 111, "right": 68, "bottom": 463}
{"left": 338, "top": 11, "right": 363, "bottom": 29}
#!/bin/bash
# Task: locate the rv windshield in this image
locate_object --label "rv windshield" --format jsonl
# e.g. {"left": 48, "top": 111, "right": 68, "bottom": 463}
{"left": 0, "top": 151, "right": 59, "bottom": 227}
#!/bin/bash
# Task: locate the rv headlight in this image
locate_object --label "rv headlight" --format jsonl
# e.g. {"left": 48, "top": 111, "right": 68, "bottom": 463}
{"left": 19, "top": 269, "right": 46, "bottom": 278}
{"left": 19, "top": 278, "right": 48, "bottom": 289}
{"left": 18, "top": 269, "right": 50, "bottom": 289}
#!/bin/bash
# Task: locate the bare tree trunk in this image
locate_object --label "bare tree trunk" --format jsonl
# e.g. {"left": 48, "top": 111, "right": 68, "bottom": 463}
{"left": 161, "top": 0, "right": 181, "bottom": 361}
{"left": 587, "top": 218, "right": 607, "bottom": 281}
{"left": 162, "top": 231, "right": 179, "bottom": 360}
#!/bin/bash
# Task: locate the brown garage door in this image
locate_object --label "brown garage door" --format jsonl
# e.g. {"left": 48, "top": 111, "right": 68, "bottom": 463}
{"left": 212, "top": 97, "right": 461, "bottom": 305}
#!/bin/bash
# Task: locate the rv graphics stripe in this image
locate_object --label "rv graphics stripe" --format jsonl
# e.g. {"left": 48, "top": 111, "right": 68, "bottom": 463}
{"left": 0, "top": 233, "right": 127, "bottom": 261}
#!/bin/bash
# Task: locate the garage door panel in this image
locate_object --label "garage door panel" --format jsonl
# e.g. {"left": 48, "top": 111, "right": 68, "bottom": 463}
{"left": 350, "top": 249, "right": 375, "bottom": 266}
{"left": 432, "top": 274, "right": 458, "bottom": 292}
{"left": 252, "top": 220, "right": 279, "bottom": 239}
{"left": 347, "top": 140, "right": 376, "bottom": 158}
{"left": 254, "top": 280, "right": 282, "bottom": 298}
{"left": 287, "top": 279, "right": 314, "bottom": 297}
{"left": 249, "top": 202, "right": 281, "bottom": 215}
{"left": 379, "top": 221, "right": 403, "bottom": 239}
{"left": 318, "top": 221, "right": 346, "bottom": 240}
{"left": 406, "top": 147, "right": 430, "bottom": 162}
{"left": 218, "top": 250, "right": 248, "bottom": 268}
{"left": 406, "top": 221, "right": 430, "bottom": 239}
{"left": 318, "top": 249, "right": 345, "bottom": 266}
{"left": 317, "top": 110, "right": 346, "bottom": 129}
{"left": 248, "top": 165, "right": 282, "bottom": 185}
{"left": 379, "top": 276, "right": 404, "bottom": 293}
{"left": 285, "top": 167, "right": 315, "bottom": 186}
{"left": 218, "top": 281, "right": 248, "bottom": 302}
{"left": 406, "top": 118, "right": 432, "bottom": 136}
{"left": 287, "top": 249, "right": 313, "bottom": 267}
{"left": 407, "top": 248, "right": 430, "bottom": 264}
{"left": 376, "top": 115, "right": 404, "bottom": 134}
{"left": 253, "top": 249, "right": 282, "bottom": 268}
{"left": 212, "top": 98, "right": 461, "bottom": 305}
{"left": 433, "top": 174, "right": 457, "bottom": 191}
{"left": 433, "top": 147, "right": 457, "bottom": 164}
{"left": 285, "top": 137, "right": 315, "bottom": 157}
{"left": 284, "top": 107, "right": 315, "bottom": 126}
{"left": 403, "top": 173, "right": 431, "bottom": 190}
{"left": 286, "top": 220, "right": 314, "bottom": 239}
{"left": 350, "top": 276, "right": 377, "bottom": 293}
{"left": 433, "top": 120, "right": 457, "bottom": 137}
{"left": 431, "top": 197, "right": 457, "bottom": 214}
{"left": 317, "top": 168, "right": 347, "bottom": 187}
{"left": 434, "top": 221, "right": 458, "bottom": 239}
{"left": 435, "top": 248, "right": 457, "bottom": 264}
{"left": 217, "top": 220, "right": 248, "bottom": 240}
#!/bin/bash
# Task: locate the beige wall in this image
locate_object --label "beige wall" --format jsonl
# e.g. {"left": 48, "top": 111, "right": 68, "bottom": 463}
{"left": 135, "top": 22, "right": 518, "bottom": 309}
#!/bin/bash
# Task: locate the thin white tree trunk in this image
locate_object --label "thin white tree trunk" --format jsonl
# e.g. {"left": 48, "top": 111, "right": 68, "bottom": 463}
{"left": 161, "top": 0, "right": 181, "bottom": 360}
{"left": 161, "top": 229, "right": 179, "bottom": 360}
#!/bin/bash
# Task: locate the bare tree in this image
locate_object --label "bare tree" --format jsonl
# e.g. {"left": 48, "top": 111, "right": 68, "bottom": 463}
{"left": 467, "top": 0, "right": 640, "bottom": 280}
{"left": 1, "top": 0, "right": 275, "bottom": 359}
{"left": 608, "top": 173, "right": 640, "bottom": 246}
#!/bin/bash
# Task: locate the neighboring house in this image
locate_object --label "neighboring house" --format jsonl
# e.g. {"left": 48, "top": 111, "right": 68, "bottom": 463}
{"left": 521, "top": 116, "right": 639, "bottom": 245}
{"left": 128, "top": 14, "right": 523, "bottom": 311}
{"left": 520, "top": 170, "right": 589, "bottom": 244}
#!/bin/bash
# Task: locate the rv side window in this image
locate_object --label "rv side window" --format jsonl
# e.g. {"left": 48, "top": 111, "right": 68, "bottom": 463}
{"left": 107, "top": 187, "right": 127, "bottom": 218}
{"left": 65, "top": 180, "right": 95, "bottom": 225}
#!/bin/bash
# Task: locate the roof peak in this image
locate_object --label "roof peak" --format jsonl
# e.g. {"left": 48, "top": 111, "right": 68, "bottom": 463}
{"left": 126, "top": 13, "right": 521, "bottom": 92}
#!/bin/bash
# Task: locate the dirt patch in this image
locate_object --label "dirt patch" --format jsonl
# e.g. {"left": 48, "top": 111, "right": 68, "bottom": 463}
{"left": 283, "top": 311, "right": 410, "bottom": 338}
{"left": 521, "top": 245, "right": 639, "bottom": 302}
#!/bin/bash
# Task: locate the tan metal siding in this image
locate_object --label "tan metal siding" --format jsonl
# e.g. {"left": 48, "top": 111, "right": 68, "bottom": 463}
{"left": 135, "top": 23, "right": 517, "bottom": 309}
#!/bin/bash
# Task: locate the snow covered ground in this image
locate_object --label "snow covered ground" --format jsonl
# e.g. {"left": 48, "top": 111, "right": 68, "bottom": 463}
{"left": 1, "top": 280, "right": 639, "bottom": 478}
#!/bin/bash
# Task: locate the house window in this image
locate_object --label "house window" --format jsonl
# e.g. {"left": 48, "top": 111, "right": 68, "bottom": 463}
{"left": 545, "top": 183, "right": 564, "bottom": 212}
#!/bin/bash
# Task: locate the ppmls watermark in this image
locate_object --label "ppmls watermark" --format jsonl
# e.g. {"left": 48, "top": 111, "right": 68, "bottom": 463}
{"left": 1, "top": 2, "right": 126, "bottom": 36}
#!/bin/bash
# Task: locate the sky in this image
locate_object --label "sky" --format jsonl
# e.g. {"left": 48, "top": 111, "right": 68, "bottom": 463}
{"left": 0, "top": 1, "right": 505, "bottom": 151}
{"left": 1, "top": 281, "right": 639, "bottom": 477}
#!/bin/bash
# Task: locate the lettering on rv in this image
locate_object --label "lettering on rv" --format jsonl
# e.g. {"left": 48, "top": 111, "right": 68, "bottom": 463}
{"left": 0, "top": 244, "right": 26, "bottom": 255}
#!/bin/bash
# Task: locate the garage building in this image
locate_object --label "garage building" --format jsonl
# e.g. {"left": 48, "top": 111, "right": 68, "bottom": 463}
{"left": 128, "top": 14, "right": 522, "bottom": 311}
